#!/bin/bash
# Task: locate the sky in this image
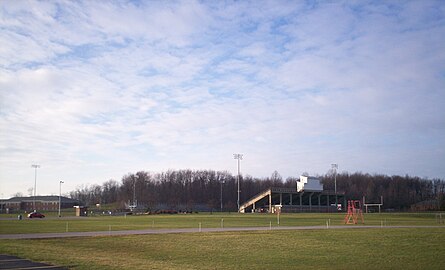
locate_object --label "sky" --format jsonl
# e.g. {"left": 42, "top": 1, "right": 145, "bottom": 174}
{"left": 0, "top": 0, "right": 444, "bottom": 198}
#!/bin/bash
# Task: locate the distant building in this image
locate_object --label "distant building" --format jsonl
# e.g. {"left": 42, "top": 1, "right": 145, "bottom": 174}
{"left": 74, "top": 205, "right": 88, "bottom": 216}
{"left": 0, "top": 196, "right": 80, "bottom": 213}
{"left": 297, "top": 175, "right": 323, "bottom": 192}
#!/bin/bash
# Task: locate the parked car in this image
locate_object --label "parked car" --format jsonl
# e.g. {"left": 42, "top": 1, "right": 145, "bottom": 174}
{"left": 28, "top": 212, "right": 45, "bottom": 218}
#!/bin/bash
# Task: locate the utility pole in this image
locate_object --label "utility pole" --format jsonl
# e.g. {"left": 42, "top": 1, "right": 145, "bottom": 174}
{"left": 233, "top": 154, "right": 243, "bottom": 212}
{"left": 31, "top": 164, "right": 40, "bottom": 211}
{"left": 59, "top": 180, "right": 64, "bottom": 217}
{"left": 331, "top": 163, "right": 338, "bottom": 207}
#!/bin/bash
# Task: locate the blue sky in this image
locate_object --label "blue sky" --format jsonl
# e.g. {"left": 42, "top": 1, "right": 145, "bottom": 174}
{"left": 1, "top": 1, "right": 444, "bottom": 198}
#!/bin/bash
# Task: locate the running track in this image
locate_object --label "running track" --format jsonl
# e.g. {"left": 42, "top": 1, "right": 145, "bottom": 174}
{"left": 1, "top": 225, "right": 443, "bottom": 239}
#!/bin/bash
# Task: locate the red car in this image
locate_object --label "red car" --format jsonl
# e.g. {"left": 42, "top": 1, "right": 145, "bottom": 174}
{"left": 28, "top": 212, "right": 45, "bottom": 218}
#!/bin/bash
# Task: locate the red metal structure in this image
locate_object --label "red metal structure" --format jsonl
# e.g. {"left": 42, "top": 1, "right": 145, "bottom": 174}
{"left": 344, "top": 200, "right": 364, "bottom": 224}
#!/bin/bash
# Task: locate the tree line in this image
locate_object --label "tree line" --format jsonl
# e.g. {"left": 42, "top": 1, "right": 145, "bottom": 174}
{"left": 69, "top": 170, "right": 445, "bottom": 211}
{"left": 321, "top": 173, "right": 445, "bottom": 210}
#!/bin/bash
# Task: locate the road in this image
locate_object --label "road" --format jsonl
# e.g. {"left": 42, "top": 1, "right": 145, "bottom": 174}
{"left": 0, "top": 225, "right": 443, "bottom": 240}
{"left": 0, "top": 254, "right": 67, "bottom": 269}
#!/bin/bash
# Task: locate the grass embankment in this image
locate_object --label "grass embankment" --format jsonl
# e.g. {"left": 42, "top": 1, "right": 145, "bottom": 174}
{"left": 0, "top": 212, "right": 443, "bottom": 234}
{"left": 0, "top": 228, "right": 444, "bottom": 269}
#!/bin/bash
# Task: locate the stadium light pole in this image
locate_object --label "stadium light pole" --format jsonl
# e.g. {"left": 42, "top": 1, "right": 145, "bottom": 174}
{"left": 331, "top": 163, "right": 338, "bottom": 207}
{"left": 132, "top": 177, "right": 137, "bottom": 211}
{"left": 59, "top": 180, "right": 64, "bottom": 217}
{"left": 233, "top": 154, "right": 243, "bottom": 212}
{"left": 220, "top": 180, "right": 225, "bottom": 212}
{"left": 31, "top": 164, "right": 40, "bottom": 211}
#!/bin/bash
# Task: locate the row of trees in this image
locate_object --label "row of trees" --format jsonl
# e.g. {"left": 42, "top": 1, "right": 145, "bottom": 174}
{"left": 69, "top": 170, "right": 445, "bottom": 211}
{"left": 321, "top": 173, "right": 445, "bottom": 210}
{"left": 70, "top": 170, "right": 291, "bottom": 211}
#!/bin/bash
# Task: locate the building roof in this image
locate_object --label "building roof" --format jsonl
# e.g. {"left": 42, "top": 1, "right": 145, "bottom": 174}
{"left": 1, "top": 196, "right": 80, "bottom": 204}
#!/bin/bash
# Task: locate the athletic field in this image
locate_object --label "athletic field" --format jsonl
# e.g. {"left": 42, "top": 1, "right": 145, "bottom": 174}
{"left": 0, "top": 213, "right": 444, "bottom": 269}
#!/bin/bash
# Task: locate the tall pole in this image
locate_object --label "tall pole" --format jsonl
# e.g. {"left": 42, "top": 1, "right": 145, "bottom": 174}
{"left": 59, "top": 181, "right": 64, "bottom": 217}
{"left": 220, "top": 180, "right": 225, "bottom": 212}
{"left": 233, "top": 154, "right": 243, "bottom": 212}
{"left": 31, "top": 164, "right": 40, "bottom": 211}
{"left": 132, "top": 177, "right": 137, "bottom": 210}
{"left": 331, "top": 163, "right": 338, "bottom": 207}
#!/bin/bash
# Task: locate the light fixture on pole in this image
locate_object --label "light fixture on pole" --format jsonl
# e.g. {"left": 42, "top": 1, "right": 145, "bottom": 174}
{"left": 31, "top": 164, "right": 40, "bottom": 211}
{"left": 59, "top": 180, "right": 64, "bottom": 217}
{"left": 331, "top": 163, "right": 338, "bottom": 207}
{"left": 233, "top": 154, "right": 243, "bottom": 212}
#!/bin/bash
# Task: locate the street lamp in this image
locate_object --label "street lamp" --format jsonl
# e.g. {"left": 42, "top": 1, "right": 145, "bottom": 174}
{"left": 233, "top": 154, "right": 243, "bottom": 212}
{"left": 31, "top": 164, "right": 40, "bottom": 211}
{"left": 59, "top": 181, "right": 64, "bottom": 217}
{"left": 331, "top": 163, "right": 338, "bottom": 207}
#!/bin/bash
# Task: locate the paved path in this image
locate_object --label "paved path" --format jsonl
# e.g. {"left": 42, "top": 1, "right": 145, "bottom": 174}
{"left": 0, "top": 254, "right": 67, "bottom": 269}
{"left": 0, "top": 225, "right": 443, "bottom": 240}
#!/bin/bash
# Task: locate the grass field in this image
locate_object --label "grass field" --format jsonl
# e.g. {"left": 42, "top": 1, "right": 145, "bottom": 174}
{"left": 1, "top": 228, "right": 444, "bottom": 269}
{"left": 1, "top": 212, "right": 443, "bottom": 234}
{"left": 0, "top": 213, "right": 444, "bottom": 269}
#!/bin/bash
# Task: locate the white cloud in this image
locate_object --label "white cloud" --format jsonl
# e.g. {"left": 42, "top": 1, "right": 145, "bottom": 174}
{"left": 0, "top": 0, "right": 444, "bottom": 197}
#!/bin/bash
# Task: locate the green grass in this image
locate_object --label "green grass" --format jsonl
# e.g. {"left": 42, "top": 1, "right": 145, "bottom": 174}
{"left": 0, "top": 212, "right": 443, "bottom": 235}
{"left": 0, "top": 228, "right": 444, "bottom": 269}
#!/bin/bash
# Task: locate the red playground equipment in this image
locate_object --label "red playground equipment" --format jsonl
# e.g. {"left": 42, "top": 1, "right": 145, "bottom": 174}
{"left": 344, "top": 200, "right": 364, "bottom": 224}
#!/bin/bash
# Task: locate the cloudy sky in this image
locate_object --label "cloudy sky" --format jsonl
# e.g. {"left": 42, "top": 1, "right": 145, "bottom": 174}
{"left": 1, "top": 1, "right": 444, "bottom": 198}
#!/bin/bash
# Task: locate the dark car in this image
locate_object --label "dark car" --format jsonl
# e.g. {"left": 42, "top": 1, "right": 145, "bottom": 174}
{"left": 28, "top": 212, "right": 45, "bottom": 218}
